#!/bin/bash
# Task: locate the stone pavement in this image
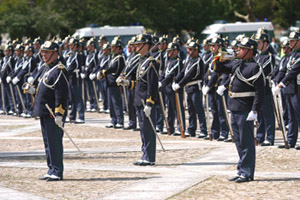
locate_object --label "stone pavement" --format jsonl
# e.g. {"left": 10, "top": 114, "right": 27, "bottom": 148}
{"left": 0, "top": 115, "right": 299, "bottom": 200}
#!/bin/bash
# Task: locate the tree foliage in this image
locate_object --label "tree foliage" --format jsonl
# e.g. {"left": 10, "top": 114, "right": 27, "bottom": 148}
{"left": 0, "top": 0, "right": 298, "bottom": 40}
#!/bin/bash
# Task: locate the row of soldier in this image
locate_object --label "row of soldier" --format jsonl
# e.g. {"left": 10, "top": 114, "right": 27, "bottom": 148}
{"left": 0, "top": 28, "right": 299, "bottom": 182}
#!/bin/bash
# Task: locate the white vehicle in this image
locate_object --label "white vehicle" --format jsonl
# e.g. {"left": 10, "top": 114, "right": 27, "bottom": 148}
{"left": 72, "top": 25, "right": 145, "bottom": 43}
{"left": 202, "top": 22, "right": 274, "bottom": 40}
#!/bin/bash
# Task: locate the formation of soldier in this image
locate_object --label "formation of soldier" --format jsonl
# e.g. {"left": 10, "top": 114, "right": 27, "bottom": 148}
{"left": 0, "top": 27, "right": 299, "bottom": 183}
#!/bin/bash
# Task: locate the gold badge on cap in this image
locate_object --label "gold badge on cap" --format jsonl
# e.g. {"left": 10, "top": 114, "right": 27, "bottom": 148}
{"left": 44, "top": 41, "right": 52, "bottom": 48}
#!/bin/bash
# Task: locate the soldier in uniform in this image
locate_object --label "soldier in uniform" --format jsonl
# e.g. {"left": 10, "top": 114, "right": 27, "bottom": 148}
{"left": 66, "top": 38, "right": 85, "bottom": 124}
{"left": 97, "top": 35, "right": 108, "bottom": 104}
{"left": 273, "top": 30, "right": 300, "bottom": 149}
{"left": 8, "top": 44, "right": 25, "bottom": 116}
{"left": 173, "top": 39, "right": 206, "bottom": 137}
{"left": 98, "top": 37, "right": 125, "bottom": 128}
{"left": 254, "top": 28, "right": 276, "bottom": 146}
{"left": 214, "top": 36, "right": 264, "bottom": 183}
{"left": 0, "top": 44, "right": 16, "bottom": 114}
{"left": 81, "top": 38, "right": 98, "bottom": 112}
{"left": 23, "top": 41, "right": 69, "bottom": 181}
{"left": 159, "top": 42, "right": 185, "bottom": 135}
{"left": 13, "top": 46, "right": 37, "bottom": 117}
{"left": 120, "top": 34, "right": 159, "bottom": 165}
{"left": 90, "top": 43, "right": 111, "bottom": 113}
{"left": 0, "top": 49, "right": 4, "bottom": 114}
{"left": 33, "top": 37, "right": 43, "bottom": 64}
{"left": 203, "top": 36, "right": 229, "bottom": 140}
{"left": 117, "top": 37, "right": 140, "bottom": 130}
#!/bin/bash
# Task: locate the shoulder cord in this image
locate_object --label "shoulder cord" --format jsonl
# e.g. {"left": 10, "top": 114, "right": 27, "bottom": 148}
{"left": 42, "top": 65, "right": 69, "bottom": 90}
{"left": 287, "top": 56, "right": 300, "bottom": 71}
{"left": 234, "top": 64, "right": 264, "bottom": 87}
{"left": 185, "top": 58, "right": 200, "bottom": 80}
{"left": 165, "top": 60, "right": 179, "bottom": 76}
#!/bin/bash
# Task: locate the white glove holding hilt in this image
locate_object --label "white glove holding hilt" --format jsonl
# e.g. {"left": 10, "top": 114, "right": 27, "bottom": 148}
{"left": 246, "top": 111, "right": 257, "bottom": 121}
{"left": 202, "top": 85, "right": 210, "bottom": 95}
{"left": 172, "top": 82, "right": 180, "bottom": 91}
{"left": 144, "top": 105, "right": 152, "bottom": 117}
{"left": 55, "top": 115, "right": 63, "bottom": 128}
{"left": 22, "top": 82, "right": 36, "bottom": 94}
{"left": 12, "top": 77, "right": 20, "bottom": 85}
{"left": 6, "top": 76, "right": 11, "bottom": 83}
{"left": 27, "top": 76, "right": 34, "bottom": 84}
{"left": 216, "top": 85, "right": 226, "bottom": 96}
{"left": 120, "top": 79, "right": 129, "bottom": 87}
{"left": 89, "top": 73, "right": 96, "bottom": 80}
{"left": 80, "top": 73, "right": 86, "bottom": 79}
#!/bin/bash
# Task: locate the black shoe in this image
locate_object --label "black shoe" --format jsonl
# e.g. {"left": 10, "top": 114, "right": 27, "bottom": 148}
{"left": 235, "top": 176, "right": 253, "bottom": 183}
{"left": 260, "top": 140, "right": 273, "bottom": 146}
{"left": 39, "top": 174, "right": 51, "bottom": 180}
{"left": 278, "top": 144, "right": 294, "bottom": 149}
{"left": 295, "top": 145, "right": 300, "bottom": 150}
{"left": 204, "top": 135, "right": 210, "bottom": 140}
{"left": 133, "top": 160, "right": 155, "bottom": 166}
{"left": 114, "top": 124, "right": 124, "bottom": 129}
{"left": 133, "top": 128, "right": 140, "bottom": 131}
{"left": 197, "top": 133, "right": 206, "bottom": 138}
{"left": 124, "top": 125, "right": 136, "bottom": 130}
{"left": 224, "top": 138, "right": 232, "bottom": 142}
{"left": 217, "top": 136, "right": 226, "bottom": 141}
{"left": 228, "top": 175, "right": 240, "bottom": 182}
{"left": 46, "top": 175, "right": 62, "bottom": 182}
{"left": 105, "top": 123, "right": 115, "bottom": 128}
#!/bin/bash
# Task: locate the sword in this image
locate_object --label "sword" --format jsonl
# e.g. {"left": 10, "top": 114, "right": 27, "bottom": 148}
{"left": 175, "top": 90, "right": 185, "bottom": 138}
{"left": 1, "top": 83, "right": 6, "bottom": 114}
{"left": 158, "top": 89, "right": 171, "bottom": 135}
{"left": 275, "top": 92, "right": 289, "bottom": 149}
{"left": 205, "top": 94, "right": 212, "bottom": 141}
{"left": 221, "top": 95, "right": 235, "bottom": 142}
{"left": 122, "top": 85, "right": 129, "bottom": 113}
{"left": 81, "top": 79, "right": 86, "bottom": 108}
{"left": 15, "top": 84, "right": 27, "bottom": 114}
{"left": 91, "top": 80, "right": 100, "bottom": 112}
{"left": 45, "top": 103, "right": 83, "bottom": 153}
{"left": 141, "top": 100, "right": 166, "bottom": 152}
{"left": 9, "top": 83, "right": 17, "bottom": 113}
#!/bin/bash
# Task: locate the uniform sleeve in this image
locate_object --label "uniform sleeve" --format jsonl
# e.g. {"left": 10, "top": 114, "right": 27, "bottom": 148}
{"left": 146, "top": 61, "right": 159, "bottom": 107}
{"left": 281, "top": 58, "right": 300, "bottom": 86}
{"left": 54, "top": 69, "right": 69, "bottom": 116}
{"left": 251, "top": 67, "right": 265, "bottom": 112}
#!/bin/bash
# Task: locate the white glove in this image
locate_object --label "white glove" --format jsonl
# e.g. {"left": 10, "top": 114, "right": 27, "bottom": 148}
{"left": 12, "top": 77, "right": 20, "bottom": 85}
{"left": 158, "top": 82, "right": 162, "bottom": 88}
{"left": 246, "top": 111, "right": 257, "bottom": 121}
{"left": 80, "top": 73, "right": 86, "bottom": 79}
{"left": 22, "top": 83, "right": 36, "bottom": 94}
{"left": 89, "top": 73, "right": 96, "bottom": 80}
{"left": 0, "top": 79, "right": 2, "bottom": 84}
{"left": 216, "top": 85, "right": 226, "bottom": 96}
{"left": 6, "top": 76, "right": 11, "bottom": 83}
{"left": 272, "top": 85, "right": 281, "bottom": 96}
{"left": 97, "top": 71, "right": 103, "bottom": 80}
{"left": 120, "top": 79, "right": 129, "bottom": 87}
{"left": 202, "top": 85, "right": 210, "bottom": 95}
{"left": 172, "top": 83, "right": 180, "bottom": 91}
{"left": 143, "top": 105, "right": 152, "bottom": 117}
{"left": 116, "top": 76, "right": 122, "bottom": 84}
{"left": 27, "top": 76, "right": 34, "bottom": 84}
{"left": 55, "top": 115, "right": 63, "bottom": 127}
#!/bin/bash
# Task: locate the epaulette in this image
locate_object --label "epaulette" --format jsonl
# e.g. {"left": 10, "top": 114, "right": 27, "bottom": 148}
{"left": 177, "top": 58, "right": 180, "bottom": 61}
{"left": 58, "top": 62, "right": 65, "bottom": 70}
{"left": 149, "top": 56, "right": 154, "bottom": 61}
{"left": 156, "top": 58, "right": 161, "bottom": 64}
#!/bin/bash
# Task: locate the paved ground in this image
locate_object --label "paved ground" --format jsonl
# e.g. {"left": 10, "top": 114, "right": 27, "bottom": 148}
{"left": 0, "top": 112, "right": 300, "bottom": 200}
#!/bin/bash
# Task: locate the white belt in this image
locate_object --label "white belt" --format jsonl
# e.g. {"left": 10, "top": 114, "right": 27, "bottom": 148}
{"left": 229, "top": 91, "right": 255, "bottom": 98}
{"left": 185, "top": 80, "right": 202, "bottom": 87}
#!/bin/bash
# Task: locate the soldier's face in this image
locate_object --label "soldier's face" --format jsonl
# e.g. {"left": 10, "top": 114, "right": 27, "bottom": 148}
{"left": 33, "top": 43, "right": 40, "bottom": 50}
{"left": 210, "top": 44, "right": 220, "bottom": 54}
{"left": 167, "top": 49, "right": 178, "bottom": 58}
{"left": 4, "top": 50, "right": 10, "bottom": 56}
{"left": 136, "top": 43, "right": 149, "bottom": 56}
{"left": 257, "top": 40, "right": 267, "bottom": 51}
{"left": 203, "top": 44, "right": 210, "bottom": 51}
{"left": 25, "top": 51, "right": 33, "bottom": 57}
{"left": 236, "top": 47, "right": 252, "bottom": 59}
{"left": 41, "top": 50, "right": 58, "bottom": 64}
{"left": 289, "top": 40, "right": 300, "bottom": 49}
{"left": 103, "top": 49, "right": 110, "bottom": 55}
{"left": 15, "top": 50, "right": 21, "bottom": 57}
